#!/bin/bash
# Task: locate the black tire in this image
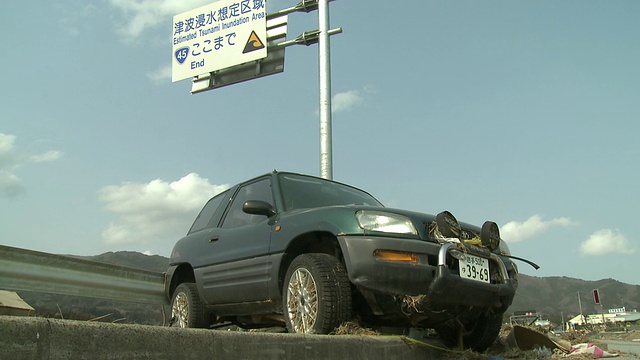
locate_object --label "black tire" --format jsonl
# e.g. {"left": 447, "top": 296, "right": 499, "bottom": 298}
{"left": 438, "top": 311, "right": 503, "bottom": 352}
{"left": 170, "top": 283, "right": 209, "bottom": 328}
{"left": 282, "top": 253, "right": 352, "bottom": 334}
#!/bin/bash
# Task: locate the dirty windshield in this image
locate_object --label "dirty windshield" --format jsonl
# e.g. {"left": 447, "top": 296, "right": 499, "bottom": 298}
{"left": 279, "top": 174, "right": 383, "bottom": 211}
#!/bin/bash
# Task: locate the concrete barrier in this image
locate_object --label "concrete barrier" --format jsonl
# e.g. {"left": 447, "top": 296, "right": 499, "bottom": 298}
{"left": 0, "top": 317, "right": 443, "bottom": 360}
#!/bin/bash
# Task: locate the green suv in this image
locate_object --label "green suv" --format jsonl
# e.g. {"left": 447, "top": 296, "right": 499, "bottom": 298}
{"left": 165, "top": 171, "right": 527, "bottom": 351}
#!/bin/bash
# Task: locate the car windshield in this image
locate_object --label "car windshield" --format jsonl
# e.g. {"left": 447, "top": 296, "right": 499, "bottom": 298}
{"left": 279, "top": 174, "right": 384, "bottom": 211}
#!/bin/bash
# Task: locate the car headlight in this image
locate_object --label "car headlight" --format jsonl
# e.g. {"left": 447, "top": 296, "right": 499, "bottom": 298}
{"left": 356, "top": 210, "right": 418, "bottom": 235}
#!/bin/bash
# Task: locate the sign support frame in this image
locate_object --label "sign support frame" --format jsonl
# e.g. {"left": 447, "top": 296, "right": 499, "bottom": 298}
{"left": 177, "top": 0, "right": 341, "bottom": 180}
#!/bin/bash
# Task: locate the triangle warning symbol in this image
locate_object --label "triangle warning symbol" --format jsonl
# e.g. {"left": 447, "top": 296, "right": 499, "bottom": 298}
{"left": 243, "top": 31, "right": 265, "bottom": 54}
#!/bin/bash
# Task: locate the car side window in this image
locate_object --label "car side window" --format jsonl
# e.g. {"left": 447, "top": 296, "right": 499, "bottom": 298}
{"left": 188, "top": 190, "right": 229, "bottom": 234}
{"left": 221, "top": 178, "right": 273, "bottom": 228}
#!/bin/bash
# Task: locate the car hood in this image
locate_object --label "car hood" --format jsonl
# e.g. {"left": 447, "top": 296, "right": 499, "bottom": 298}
{"left": 280, "top": 205, "right": 481, "bottom": 242}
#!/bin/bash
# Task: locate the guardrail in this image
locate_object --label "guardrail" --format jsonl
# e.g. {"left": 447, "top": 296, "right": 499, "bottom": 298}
{"left": 0, "top": 245, "right": 167, "bottom": 306}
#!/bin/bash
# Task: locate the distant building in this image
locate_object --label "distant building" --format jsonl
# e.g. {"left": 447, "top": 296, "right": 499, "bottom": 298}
{"left": 0, "top": 290, "right": 34, "bottom": 316}
{"left": 613, "top": 311, "right": 640, "bottom": 324}
{"left": 568, "top": 308, "right": 639, "bottom": 327}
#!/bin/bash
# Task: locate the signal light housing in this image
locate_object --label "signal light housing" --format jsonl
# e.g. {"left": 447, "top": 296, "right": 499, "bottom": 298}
{"left": 373, "top": 250, "right": 419, "bottom": 264}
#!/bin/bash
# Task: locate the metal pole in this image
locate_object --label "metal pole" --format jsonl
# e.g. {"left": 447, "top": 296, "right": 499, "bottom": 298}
{"left": 597, "top": 291, "right": 605, "bottom": 326}
{"left": 578, "top": 291, "right": 584, "bottom": 325}
{"left": 318, "top": 0, "right": 332, "bottom": 180}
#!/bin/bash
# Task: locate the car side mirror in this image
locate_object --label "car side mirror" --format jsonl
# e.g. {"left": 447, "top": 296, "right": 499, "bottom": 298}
{"left": 243, "top": 200, "right": 276, "bottom": 218}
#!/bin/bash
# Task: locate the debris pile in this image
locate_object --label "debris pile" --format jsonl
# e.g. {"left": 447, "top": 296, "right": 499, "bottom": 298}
{"left": 333, "top": 321, "right": 379, "bottom": 336}
{"left": 501, "top": 325, "right": 621, "bottom": 358}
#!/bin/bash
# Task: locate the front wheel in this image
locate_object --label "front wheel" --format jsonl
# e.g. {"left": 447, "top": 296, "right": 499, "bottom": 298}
{"left": 283, "top": 253, "right": 352, "bottom": 334}
{"left": 438, "top": 311, "right": 504, "bottom": 352}
{"left": 170, "top": 283, "right": 209, "bottom": 328}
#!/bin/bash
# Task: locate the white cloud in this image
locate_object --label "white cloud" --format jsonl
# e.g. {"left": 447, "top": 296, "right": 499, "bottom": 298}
{"left": 29, "top": 150, "right": 64, "bottom": 163}
{"left": 580, "top": 229, "right": 635, "bottom": 256}
{"left": 0, "top": 133, "right": 17, "bottom": 167}
{"left": 501, "top": 214, "right": 574, "bottom": 243}
{"left": 147, "top": 64, "right": 172, "bottom": 83}
{"left": 0, "top": 171, "right": 24, "bottom": 198}
{"left": 108, "top": 0, "right": 211, "bottom": 41}
{"left": 332, "top": 90, "right": 364, "bottom": 114}
{"left": 99, "top": 173, "right": 229, "bottom": 247}
{"left": 0, "top": 133, "right": 63, "bottom": 198}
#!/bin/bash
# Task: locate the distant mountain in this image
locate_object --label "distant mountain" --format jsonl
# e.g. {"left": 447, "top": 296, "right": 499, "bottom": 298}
{"left": 20, "top": 251, "right": 639, "bottom": 327}
{"left": 510, "top": 274, "right": 639, "bottom": 324}
{"left": 78, "top": 251, "right": 170, "bottom": 273}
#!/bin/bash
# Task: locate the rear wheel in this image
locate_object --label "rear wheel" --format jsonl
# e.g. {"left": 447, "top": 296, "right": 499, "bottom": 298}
{"left": 170, "top": 283, "right": 209, "bottom": 328}
{"left": 283, "top": 253, "right": 352, "bottom": 334}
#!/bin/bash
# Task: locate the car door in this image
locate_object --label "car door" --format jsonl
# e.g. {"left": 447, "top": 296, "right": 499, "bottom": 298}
{"left": 194, "top": 177, "right": 274, "bottom": 304}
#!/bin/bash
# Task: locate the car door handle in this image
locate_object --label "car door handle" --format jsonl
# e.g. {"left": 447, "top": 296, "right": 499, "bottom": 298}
{"left": 208, "top": 236, "right": 220, "bottom": 243}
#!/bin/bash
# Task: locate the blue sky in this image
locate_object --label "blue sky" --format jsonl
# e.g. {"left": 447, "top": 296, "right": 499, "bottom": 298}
{"left": 1, "top": 1, "right": 638, "bottom": 287}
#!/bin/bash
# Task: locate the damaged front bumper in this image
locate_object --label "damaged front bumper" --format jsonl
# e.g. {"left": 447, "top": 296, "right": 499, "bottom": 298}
{"left": 338, "top": 235, "right": 518, "bottom": 315}
{"left": 425, "top": 242, "right": 517, "bottom": 310}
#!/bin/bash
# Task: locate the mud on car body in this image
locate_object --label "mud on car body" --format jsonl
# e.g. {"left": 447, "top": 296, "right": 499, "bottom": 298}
{"left": 165, "top": 171, "right": 536, "bottom": 351}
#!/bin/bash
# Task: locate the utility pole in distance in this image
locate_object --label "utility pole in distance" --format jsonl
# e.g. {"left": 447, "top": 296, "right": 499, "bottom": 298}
{"left": 594, "top": 289, "right": 606, "bottom": 325}
{"left": 578, "top": 291, "right": 585, "bottom": 325}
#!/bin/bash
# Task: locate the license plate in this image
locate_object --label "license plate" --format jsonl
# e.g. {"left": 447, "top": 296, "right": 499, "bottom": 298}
{"left": 458, "top": 253, "right": 490, "bottom": 283}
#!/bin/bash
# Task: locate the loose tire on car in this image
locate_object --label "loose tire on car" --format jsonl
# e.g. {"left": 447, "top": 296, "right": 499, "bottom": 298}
{"left": 170, "top": 283, "right": 208, "bottom": 328}
{"left": 283, "top": 253, "right": 352, "bottom": 334}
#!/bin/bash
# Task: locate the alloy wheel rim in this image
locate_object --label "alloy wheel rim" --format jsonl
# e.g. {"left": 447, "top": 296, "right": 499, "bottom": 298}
{"left": 286, "top": 268, "right": 318, "bottom": 333}
{"left": 172, "top": 291, "right": 189, "bottom": 328}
